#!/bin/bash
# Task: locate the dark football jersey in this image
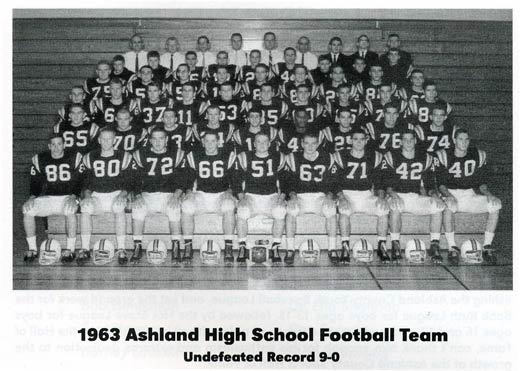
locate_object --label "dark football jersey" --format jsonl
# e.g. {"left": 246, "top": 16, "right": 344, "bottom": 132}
{"left": 188, "top": 67, "right": 205, "bottom": 82}
{"left": 310, "top": 68, "right": 331, "bottom": 87}
{"left": 237, "top": 151, "right": 284, "bottom": 195}
{"left": 29, "top": 151, "right": 83, "bottom": 196}
{"left": 415, "top": 122, "right": 458, "bottom": 154}
{"left": 127, "top": 78, "right": 156, "bottom": 99}
{"left": 281, "top": 80, "right": 318, "bottom": 104}
{"left": 209, "top": 97, "right": 247, "bottom": 127}
{"left": 113, "top": 125, "right": 148, "bottom": 152}
{"left": 192, "top": 122, "right": 235, "bottom": 150}
{"left": 240, "top": 65, "right": 258, "bottom": 83}
{"left": 151, "top": 65, "right": 171, "bottom": 83}
{"left": 56, "top": 102, "right": 92, "bottom": 126}
{"left": 319, "top": 80, "right": 355, "bottom": 107}
{"left": 272, "top": 62, "right": 296, "bottom": 85}
{"left": 365, "top": 120, "right": 415, "bottom": 152}
{"left": 408, "top": 97, "right": 453, "bottom": 124}
{"left": 54, "top": 121, "right": 100, "bottom": 155}
{"left": 399, "top": 86, "right": 425, "bottom": 102}
{"left": 278, "top": 125, "right": 326, "bottom": 154}
{"left": 133, "top": 146, "right": 186, "bottom": 193}
{"left": 90, "top": 97, "right": 135, "bottom": 127}
{"left": 327, "top": 99, "right": 364, "bottom": 125}
{"left": 384, "top": 150, "right": 435, "bottom": 193}
{"left": 284, "top": 150, "right": 336, "bottom": 194}
{"left": 233, "top": 125, "right": 277, "bottom": 153}
{"left": 185, "top": 148, "right": 237, "bottom": 193}
{"left": 134, "top": 97, "right": 174, "bottom": 128}
{"left": 243, "top": 80, "right": 275, "bottom": 102}
{"left": 287, "top": 100, "right": 326, "bottom": 129}
{"left": 206, "top": 64, "right": 240, "bottom": 82}
{"left": 167, "top": 79, "right": 203, "bottom": 102}
{"left": 203, "top": 80, "right": 241, "bottom": 100}
{"left": 82, "top": 149, "right": 134, "bottom": 193}
{"left": 83, "top": 78, "right": 111, "bottom": 103}
{"left": 321, "top": 124, "right": 366, "bottom": 153}
{"left": 363, "top": 97, "right": 408, "bottom": 124}
{"left": 110, "top": 68, "right": 134, "bottom": 85}
{"left": 172, "top": 100, "right": 208, "bottom": 127}
{"left": 435, "top": 147, "right": 488, "bottom": 190}
{"left": 334, "top": 150, "right": 385, "bottom": 191}
{"left": 356, "top": 80, "right": 398, "bottom": 101}
{"left": 147, "top": 124, "right": 193, "bottom": 152}
{"left": 248, "top": 98, "right": 289, "bottom": 127}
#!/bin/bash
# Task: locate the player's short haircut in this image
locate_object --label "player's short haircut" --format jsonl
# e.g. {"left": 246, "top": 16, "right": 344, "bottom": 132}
{"left": 357, "top": 34, "right": 370, "bottom": 42}
{"left": 379, "top": 82, "right": 393, "bottom": 90}
{"left": 99, "top": 126, "right": 116, "bottom": 136}
{"left": 296, "top": 84, "right": 310, "bottom": 92}
{"left": 201, "top": 130, "right": 219, "bottom": 139}
{"left": 388, "top": 48, "right": 400, "bottom": 54}
{"left": 147, "top": 50, "right": 160, "bottom": 59}
{"left": 329, "top": 36, "right": 343, "bottom": 45}
{"left": 261, "top": 83, "right": 274, "bottom": 91}
{"left": 250, "top": 49, "right": 261, "bottom": 57}
{"left": 336, "top": 83, "right": 351, "bottom": 92}
{"left": 294, "top": 64, "right": 308, "bottom": 73}
{"left": 177, "top": 63, "right": 189, "bottom": 71}
{"left": 423, "top": 79, "right": 437, "bottom": 89}
{"left": 206, "top": 104, "right": 221, "bottom": 112}
{"left": 147, "top": 81, "right": 162, "bottom": 91}
{"left": 71, "top": 85, "right": 84, "bottom": 92}
{"left": 163, "top": 107, "right": 175, "bottom": 115}
{"left": 219, "top": 81, "right": 234, "bottom": 90}
{"left": 331, "top": 64, "right": 344, "bottom": 72}
{"left": 410, "top": 68, "right": 424, "bottom": 76}
{"left": 337, "top": 107, "right": 352, "bottom": 116}
{"left": 231, "top": 32, "right": 242, "bottom": 39}
{"left": 454, "top": 128, "right": 469, "bottom": 139}
{"left": 197, "top": 35, "right": 210, "bottom": 43}
{"left": 112, "top": 54, "right": 125, "bottom": 63}
{"left": 388, "top": 33, "right": 400, "bottom": 39}
{"left": 248, "top": 108, "right": 262, "bottom": 116}
{"left": 110, "top": 77, "right": 124, "bottom": 87}
{"left": 116, "top": 107, "right": 131, "bottom": 117}
{"left": 383, "top": 102, "right": 400, "bottom": 112}
{"left": 150, "top": 126, "right": 167, "bottom": 136}
{"left": 263, "top": 32, "right": 276, "bottom": 39}
{"left": 353, "top": 56, "right": 366, "bottom": 64}
{"left": 48, "top": 133, "right": 65, "bottom": 143}
{"left": 318, "top": 55, "right": 332, "bottom": 63}
{"left": 182, "top": 81, "right": 196, "bottom": 91}
{"left": 302, "top": 131, "right": 319, "bottom": 141}
{"left": 431, "top": 103, "right": 447, "bottom": 114}
{"left": 402, "top": 129, "right": 416, "bottom": 138}
{"left": 350, "top": 127, "right": 367, "bottom": 137}
{"left": 255, "top": 63, "right": 269, "bottom": 72}
{"left": 284, "top": 47, "right": 296, "bottom": 54}
{"left": 254, "top": 132, "right": 270, "bottom": 141}
{"left": 185, "top": 51, "right": 197, "bottom": 58}
{"left": 96, "top": 59, "right": 111, "bottom": 68}
{"left": 369, "top": 63, "right": 383, "bottom": 70}
{"left": 139, "top": 65, "right": 153, "bottom": 73}
{"left": 294, "top": 107, "right": 310, "bottom": 117}
{"left": 216, "top": 65, "right": 229, "bottom": 73}
{"left": 69, "top": 103, "right": 85, "bottom": 111}
{"left": 217, "top": 50, "right": 228, "bottom": 58}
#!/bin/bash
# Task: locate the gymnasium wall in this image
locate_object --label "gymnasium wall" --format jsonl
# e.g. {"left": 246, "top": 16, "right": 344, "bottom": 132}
{"left": 13, "top": 18, "right": 512, "bottom": 195}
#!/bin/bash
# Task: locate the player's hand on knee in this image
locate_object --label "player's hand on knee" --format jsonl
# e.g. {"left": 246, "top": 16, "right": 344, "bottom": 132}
{"left": 114, "top": 194, "right": 128, "bottom": 209}
{"left": 487, "top": 195, "right": 501, "bottom": 208}
{"left": 80, "top": 196, "right": 92, "bottom": 209}
{"left": 64, "top": 196, "right": 78, "bottom": 214}
{"left": 23, "top": 197, "right": 36, "bottom": 213}
{"left": 388, "top": 194, "right": 402, "bottom": 210}
{"left": 338, "top": 197, "right": 350, "bottom": 214}
{"left": 167, "top": 194, "right": 181, "bottom": 209}
{"left": 132, "top": 194, "right": 145, "bottom": 209}
{"left": 376, "top": 196, "right": 390, "bottom": 212}
{"left": 431, "top": 195, "right": 445, "bottom": 209}
{"left": 287, "top": 197, "right": 299, "bottom": 214}
{"left": 445, "top": 195, "right": 458, "bottom": 210}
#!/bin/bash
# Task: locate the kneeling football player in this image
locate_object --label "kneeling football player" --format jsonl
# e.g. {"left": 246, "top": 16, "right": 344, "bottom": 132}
{"left": 236, "top": 132, "right": 286, "bottom": 263}
{"left": 436, "top": 129, "right": 502, "bottom": 264}
{"left": 384, "top": 130, "right": 445, "bottom": 263}
{"left": 335, "top": 127, "right": 390, "bottom": 263}
{"left": 131, "top": 127, "right": 187, "bottom": 263}
{"left": 78, "top": 127, "right": 135, "bottom": 264}
{"left": 181, "top": 131, "right": 238, "bottom": 263}
{"left": 284, "top": 132, "right": 338, "bottom": 265}
{"left": 22, "top": 135, "right": 83, "bottom": 262}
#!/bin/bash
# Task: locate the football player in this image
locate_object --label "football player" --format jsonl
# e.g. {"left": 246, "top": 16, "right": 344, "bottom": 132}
{"left": 233, "top": 109, "right": 277, "bottom": 153}
{"left": 380, "top": 33, "right": 413, "bottom": 69}
{"left": 83, "top": 60, "right": 112, "bottom": 104}
{"left": 272, "top": 47, "right": 298, "bottom": 85}
{"left": 319, "top": 64, "right": 354, "bottom": 107}
{"left": 78, "top": 127, "right": 135, "bottom": 264}
{"left": 408, "top": 80, "right": 452, "bottom": 125}
{"left": 112, "top": 108, "right": 147, "bottom": 152}
{"left": 348, "top": 57, "right": 369, "bottom": 85}
{"left": 168, "top": 63, "right": 202, "bottom": 102}
{"left": 287, "top": 84, "right": 325, "bottom": 129}
{"left": 131, "top": 127, "right": 187, "bottom": 263}
{"left": 209, "top": 81, "right": 247, "bottom": 128}
{"left": 362, "top": 83, "right": 407, "bottom": 125}
{"left": 56, "top": 86, "right": 91, "bottom": 126}
{"left": 236, "top": 132, "right": 286, "bottom": 263}
{"left": 90, "top": 78, "right": 134, "bottom": 127}
{"left": 147, "top": 50, "right": 171, "bottom": 83}
{"left": 326, "top": 83, "right": 364, "bottom": 125}
{"left": 385, "top": 130, "right": 445, "bottom": 262}
{"left": 192, "top": 105, "right": 234, "bottom": 150}
{"left": 240, "top": 49, "right": 262, "bottom": 83}
{"left": 110, "top": 54, "right": 135, "bottom": 85}
{"left": 436, "top": 129, "right": 502, "bottom": 264}
{"left": 203, "top": 65, "right": 241, "bottom": 100}
{"left": 22, "top": 134, "right": 83, "bottom": 262}
{"left": 365, "top": 103, "right": 415, "bottom": 152}
{"left": 206, "top": 50, "right": 240, "bottom": 82}
{"left": 399, "top": 69, "right": 425, "bottom": 102}
{"left": 415, "top": 104, "right": 458, "bottom": 154}
{"left": 242, "top": 63, "right": 273, "bottom": 102}
{"left": 134, "top": 81, "right": 174, "bottom": 128}
{"left": 127, "top": 65, "right": 156, "bottom": 99}
{"left": 181, "top": 131, "right": 238, "bottom": 263}
{"left": 322, "top": 108, "right": 362, "bottom": 154}
{"left": 281, "top": 65, "right": 317, "bottom": 104}
{"left": 334, "top": 127, "right": 390, "bottom": 263}
{"left": 54, "top": 104, "right": 99, "bottom": 155}
{"left": 173, "top": 82, "right": 208, "bottom": 127}
{"left": 356, "top": 63, "right": 397, "bottom": 101}
{"left": 185, "top": 51, "right": 205, "bottom": 81}
{"left": 284, "top": 132, "right": 338, "bottom": 265}
{"left": 278, "top": 108, "right": 326, "bottom": 154}
{"left": 147, "top": 108, "right": 193, "bottom": 151}
{"left": 248, "top": 83, "right": 289, "bottom": 128}
{"left": 311, "top": 55, "right": 332, "bottom": 86}
{"left": 381, "top": 48, "right": 411, "bottom": 87}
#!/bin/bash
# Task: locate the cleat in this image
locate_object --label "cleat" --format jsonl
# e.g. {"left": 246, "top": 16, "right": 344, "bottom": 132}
{"left": 117, "top": 249, "right": 128, "bottom": 265}
{"left": 339, "top": 241, "right": 350, "bottom": 264}
{"left": 130, "top": 242, "right": 143, "bottom": 263}
{"left": 483, "top": 245, "right": 498, "bottom": 265}
{"left": 76, "top": 249, "right": 91, "bottom": 265}
{"left": 377, "top": 241, "right": 391, "bottom": 263}
{"left": 237, "top": 242, "right": 249, "bottom": 264}
{"left": 223, "top": 244, "right": 234, "bottom": 264}
{"left": 448, "top": 246, "right": 460, "bottom": 265}
{"left": 430, "top": 240, "right": 443, "bottom": 264}
{"left": 23, "top": 250, "right": 38, "bottom": 263}
{"left": 328, "top": 249, "right": 340, "bottom": 265}
{"left": 60, "top": 249, "right": 75, "bottom": 264}
{"left": 284, "top": 250, "right": 295, "bottom": 266}
{"left": 270, "top": 243, "right": 282, "bottom": 264}
{"left": 171, "top": 240, "right": 181, "bottom": 263}
{"left": 391, "top": 240, "right": 402, "bottom": 262}
{"left": 182, "top": 243, "right": 193, "bottom": 263}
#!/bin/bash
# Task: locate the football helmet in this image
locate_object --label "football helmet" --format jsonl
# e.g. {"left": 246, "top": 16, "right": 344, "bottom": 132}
{"left": 251, "top": 240, "right": 269, "bottom": 264}
{"left": 200, "top": 240, "right": 221, "bottom": 265}
{"left": 38, "top": 239, "right": 61, "bottom": 265}
{"left": 92, "top": 239, "right": 115, "bottom": 265}
{"left": 352, "top": 239, "right": 374, "bottom": 263}
{"left": 299, "top": 239, "right": 320, "bottom": 263}
{"left": 405, "top": 239, "right": 427, "bottom": 264}
{"left": 460, "top": 239, "right": 483, "bottom": 264}
{"left": 146, "top": 239, "right": 167, "bottom": 265}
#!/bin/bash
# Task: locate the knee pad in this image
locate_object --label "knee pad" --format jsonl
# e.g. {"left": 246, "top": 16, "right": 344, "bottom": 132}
{"left": 220, "top": 197, "right": 236, "bottom": 213}
{"left": 80, "top": 200, "right": 94, "bottom": 215}
{"left": 488, "top": 199, "right": 502, "bottom": 213}
{"left": 271, "top": 205, "right": 287, "bottom": 220}
{"left": 287, "top": 201, "right": 300, "bottom": 217}
{"left": 322, "top": 202, "right": 337, "bottom": 218}
{"left": 112, "top": 201, "right": 126, "bottom": 214}
{"left": 166, "top": 205, "right": 181, "bottom": 222}
{"left": 181, "top": 198, "right": 196, "bottom": 215}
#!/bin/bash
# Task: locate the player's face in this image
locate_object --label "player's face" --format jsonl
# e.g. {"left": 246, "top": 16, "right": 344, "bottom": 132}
{"left": 353, "top": 59, "right": 366, "bottom": 73}
{"left": 116, "top": 112, "right": 132, "bottom": 130}
{"left": 296, "top": 88, "right": 310, "bottom": 103}
{"left": 163, "top": 110, "right": 176, "bottom": 127}
{"left": 147, "top": 86, "right": 161, "bottom": 102}
{"left": 207, "top": 108, "right": 220, "bottom": 124}
{"left": 357, "top": 36, "right": 370, "bottom": 49}
{"left": 369, "top": 66, "right": 383, "bottom": 81}
{"left": 411, "top": 73, "right": 424, "bottom": 87}
{"left": 331, "top": 67, "right": 344, "bottom": 82}
{"left": 70, "top": 88, "right": 85, "bottom": 103}
{"left": 297, "top": 37, "right": 310, "bottom": 53}
{"left": 166, "top": 39, "right": 179, "bottom": 53}
{"left": 255, "top": 67, "right": 268, "bottom": 82}
{"left": 140, "top": 68, "right": 153, "bottom": 83}
{"left": 150, "top": 131, "right": 167, "bottom": 152}
{"left": 217, "top": 54, "right": 228, "bottom": 65}
{"left": 249, "top": 112, "right": 262, "bottom": 127}
{"left": 177, "top": 66, "right": 190, "bottom": 81}
{"left": 388, "top": 51, "right": 400, "bottom": 65}
{"left": 203, "top": 134, "right": 219, "bottom": 153}
{"left": 260, "top": 86, "right": 274, "bottom": 101}
{"left": 284, "top": 49, "right": 296, "bottom": 64}
{"left": 250, "top": 52, "right": 261, "bottom": 65}
{"left": 401, "top": 133, "right": 416, "bottom": 152}
{"left": 302, "top": 136, "right": 319, "bottom": 155}
{"left": 185, "top": 54, "right": 197, "bottom": 67}
{"left": 388, "top": 36, "right": 400, "bottom": 49}
{"left": 338, "top": 87, "right": 350, "bottom": 102}
{"left": 330, "top": 40, "right": 342, "bottom": 54}
{"left": 351, "top": 133, "right": 367, "bottom": 151}
{"left": 231, "top": 35, "right": 242, "bottom": 50}
{"left": 294, "top": 111, "right": 309, "bottom": 128}
{"left": 220, "top": 85, "right": 233, "bottom": 100}
{"left": 182, "top": 85, "right": 195, "bottom": 101}
{"left": 454, "top": 133, "right": 470, "bottom": 152}
{"left": 49, "top": 137, "right": 65, "bottom": 157}
{"left": 380, "top": 86, "right": 392, "bottom": 101}
{"left": 69, "top": 107, "right": 85, "bottom": 124}
{"left": 197, "top": 38, "right": 210, "bottom": 52}
{"left": 431, "top": 109, "right": 447, "bottom": 127}
{"left": 264, "top": 34, "right": 276, "bottom": 50}
{"left": 96, "top": 63, "right": 111, "bottom": 81}
{"left": 254, "top": 134, "right": 270, "bottom": 154}
{"left": 99, "top": 131, "right": 115, "bottom": 151}
{"left": 131, "top": 36, "right": 144, "bottom": 51}
{"left": 148, "top": 57, "right": 160, "bottom": 69}
{"left": 319, "top": 59, "right": 331, "bottom": 72}
{"left": 294, "top": 68, "right": 307, "bottom": 83}
{"left": 384, "top": 108, "right": 399, "bottom": 126}
{"left": 338, "top": 112, "right": 352, "bottom": 127}
{"left": 110, "top": 83, "right": 123, "bottom": 100}
{"left": 113, "top": 60, "right": 124, "bottom": 73}
{"left": 424, "top": 85, "right": 438, "bottom": 101}
{"left": 216, "top": 69, "right": 228, "bottom": 82}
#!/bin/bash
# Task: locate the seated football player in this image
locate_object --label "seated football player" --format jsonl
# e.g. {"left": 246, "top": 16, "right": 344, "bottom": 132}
{"left": 83, "top": 60, "right": 112, "bottom": 104}
{"left": 385, "top": 130, "right": 445, "bottom": 262}
{"left": 206, "top": 50, "right": 240, "bottom": 82}
{"left": 287, "top": 84, "right": 325, "bottom": 129}
{"left": 203, "top": 66, "right": 240, "bottom": 100}
{"left": 22, "top": 134, "right": 83, "bottom": 262}
{"left": 127, "top": 65, "right": 156, "bottom": 99}
{"left": 408, "top": 80, "right": 452, "bottom": 125}
{"left": 147, "top": 50, "right": 171, "bottom": 84}
{"left": 90, "top": 77, "right": 134, "bottom": 127}
{"left": 311, "top": 55, "right": 332, "bottom": 86}
{"left": 365, "top": 102, "right": 415, "bottom": 153}
{"left": 278, "top": 108, "right": 326, "bottom": 154}
{"left": 110, "top": 54, "right": 135, "bottom": 85}
{"left": 356, "top": 63, "right": 397, "bottom": 102}
{"left": 131, "top": 127, "right": 187, "bottom": 263}
{"left": 209, "top": 81, "right": 247, "bottom": 128}
{"left": 147, "top": 108, "right": 193, "bottom": 152}
{"left": 381, "top": 48, "right": 412, "bottom": 87}
{"left": 272, "top": 47, "right": 298, "bottom": 86}
{"left": 284, "top": 132, "right": 338, "bottom": 265}
{"left": 181, "top": 131, "right": 238, "bottom": 263}
{"left": 322, "top": 108, "right": 362, "bottom": 154}
{"left": 415, "top": 104, "right": 458, "bottom": 154}
{"left": 56, "top": 86, "right": 91, "bottom": 126}
{"left": 233, "top": 109, "right": 277, "bottom": 153}
{"left": 248, "top": 83, "right": 289, "bottom": 128}
{"left": 326, "top": 83, "right": 364, "bottom": 125}
{"left": 281, "top": 65, "right": 317, "bottom": 104}
{"left": 399, "top": 69, "right": 425, "bottom": 102}
{"left": 78, "top": 127, "right": 135, "bottom": 264}
{"left": 112, "top": 108, "right": 147, "bottom": 152}
{"left": 319, "top": 64, "right": 352, "bottom": 107}
{"left": 362, "top": 82, "right": 407, "bottom": 125}
{"left": 236, "top": 132, "right": 286, "bottom": 263}
{"left": 54, "top": 104, "right": 99, "bottom": 155}
{"left": 168, "top": 63, "right": 203, "bottom": 102}
{"left": 134, "top": 81, "right": 174, "bottom": 128}
{"left": 192, "top": 105, "right": 235, "bottom": 150}
{"left": 240, "top": 49, "right": 262, "bottom": 83}
{"left": 242, "top": 63, "right": 272, "bottom": 102}
{"left": 347, "top": 57, "right": 369, "bottom": 86}
{"left": 334, "top": 127, "right": 390, "bottom": 263}
{"left": 436, "top": 129, "right": 502, "bottom": 265}
{"left": 173, "top": 82, "right": 208, "bottom": 127}
{"left": 185, "top": 51, "right": 205, "bottom": 81}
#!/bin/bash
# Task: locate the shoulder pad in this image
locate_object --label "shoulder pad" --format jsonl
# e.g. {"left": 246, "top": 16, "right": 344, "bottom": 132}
{"left": 122, "top": 152, "right": 133, "bottom": 169}
{"left": 132, "top": 149, "right": 143, "bottom": 168}
{"left": 175, "top": 149, "right": 185, "bottom": 167}
{"left": 478, "top": 149, "right": 487, "bottom": 168}
{"left": 375, "top": 151, "right": 384, "bottom": 167}
{"left": 74, "top": 152, "right": 83, "bottom": 169}
{"left": 237, "top": 152, "right": 248, "bottom": 170}
{"left": 436, "top": 149, "right": 448, "bottom": 167}
{"left": 31, "top": 154, "right": 41, "bottom": 173}
{"left": 285, "top": 152, "right": 296, "bottom": 172}
{"left": 383, "top": 151, "right": 393, "bottom": 168}
{"left": 82, "top": 152, "right": 92, "bottom": 169}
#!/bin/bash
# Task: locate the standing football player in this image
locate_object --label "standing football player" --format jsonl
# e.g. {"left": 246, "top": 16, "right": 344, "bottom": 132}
{"left": 112, "top": 108, "right": 148, "bottom": 152}
{"left": 356, "top": 63, "right": 396, "bottom": 101}
{"left": 408, "top": 80, "right": 452, "bottom": 125}
{"left": 147, "top": 50, "right": 171, "bottom": 84}
{"left": 134, "top": 81, "right": 174, "bottom": 128}
{"left": 415, "top": 104, "right": 458, "bottom": 154}
{"left": 127, "top": 65, "right": 157, "bottom": 99}
{"left": 110, "top": 54, "right": 135, "bottom": 85}
{"left": 90, "top": 77, "right": 134, "bottom": 127}
{"left": 209, "top": 82, "right": 248, "bottom": 128}
{"left": 272, "top": 47, "right": 298, "bottom": 86}
{"left": 311, "top": 55, "right": 332, "bottom": 86}
{"left": 248, "top": 83, "right": 289, "bottom": 128}
{"left": 192, "top": 105, "right": 235, "bottom": 150}
{"left": 56, "top": 86, "right": 90, "bottom": 126}
{"left": 185, "top": 51, "right": 205, "bottom": 81}
{"left": 240, "top": 49, "right": 262, "bottom": 83}
{"left": 147, "top": 108, "right": 193, "bottom": 152}
{"left": 83, "top": 60, "right": 112, "bottom": 104}
{"left": 54, "top": 104, "right": 99, "bottom": 155}
{"left": 233, "top": 109, "right": 277, "bottom": 153}
{"left": 168, "top": 63, "right": 202, "bottom": 102}
{"left": 173, "top": 82, "right": 208, "bottom": 127}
